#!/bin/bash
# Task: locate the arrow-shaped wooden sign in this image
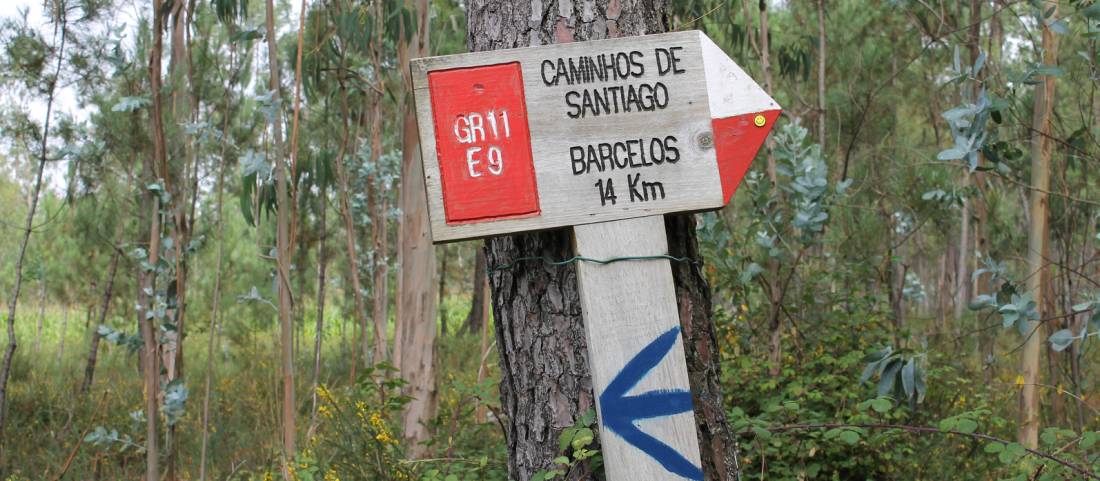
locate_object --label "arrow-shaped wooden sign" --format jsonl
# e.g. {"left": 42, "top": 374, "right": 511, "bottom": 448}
{"left": 411, "top": 30, "right": 779, "bottom": 243}
{"left": 411, "top": 30, "right": 779, "bottom": 481}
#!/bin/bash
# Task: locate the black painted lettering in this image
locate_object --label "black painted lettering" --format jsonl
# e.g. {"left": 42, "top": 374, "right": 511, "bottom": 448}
{"left": 653, "top": 82, "right": 669, "bottom": 109}
{"left": 649, "top": 137, "right": 665, "bottom": 164}
{"left": 670, "top": 46, "right": 686, "bottom": 74}
{"left": 664, "top": 136, "right": 680, "bottom": 163}
{"left": 557, "top": 58, "right": 570, "bottom": 85}
{"left": 586, "top": 145, "right": 601, "bottom": 173}
{"left": 655, "top": 48, "right": 673, "bottom": 75}
{"left": 613, "top": 142, "right": 628, "bottom": 169}
{"left": 629, "top": 50, "right": 645, "bottom": 77}
{"left": 565, "top": 91, "right": 581, "bottom": 118}
{"left": 570, "top": 146, "right": 586, "bottom": 175}
{"left": 542, "top": 59, "right": 557, "bottom": 86}
{"left": 595, "top": 178, "right": 617, "bottom": 206}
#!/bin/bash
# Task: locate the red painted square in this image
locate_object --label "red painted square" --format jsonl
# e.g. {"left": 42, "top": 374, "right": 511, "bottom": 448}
{"left": 428, "top": 62, "right": 540, "bottom": 224}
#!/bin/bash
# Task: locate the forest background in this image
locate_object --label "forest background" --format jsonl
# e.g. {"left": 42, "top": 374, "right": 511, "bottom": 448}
{"left": 1, "top": 0, "right": 1099, "bottom": 480}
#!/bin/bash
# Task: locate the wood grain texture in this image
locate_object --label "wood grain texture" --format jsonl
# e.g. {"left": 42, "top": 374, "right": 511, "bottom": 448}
{"left": 574, "top": 216, "right": 703, "bottom": 480}
{"left": 413, "top": 31, "right": 723, "bottom": 242}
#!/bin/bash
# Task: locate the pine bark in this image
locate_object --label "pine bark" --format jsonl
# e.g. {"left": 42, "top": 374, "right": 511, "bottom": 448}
{"left": 469, "top": 1, "right": 740, "bottom": 479}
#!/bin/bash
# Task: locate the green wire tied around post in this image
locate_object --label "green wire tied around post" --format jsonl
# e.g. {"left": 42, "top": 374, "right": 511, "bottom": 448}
{"left": 490, "top": 254, "right": 699, "bottom": 272}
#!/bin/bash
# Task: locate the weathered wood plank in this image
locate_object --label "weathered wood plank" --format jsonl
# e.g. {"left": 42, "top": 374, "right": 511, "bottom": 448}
{"left": 573, "top": 216, "right": 703, "bottom": 481}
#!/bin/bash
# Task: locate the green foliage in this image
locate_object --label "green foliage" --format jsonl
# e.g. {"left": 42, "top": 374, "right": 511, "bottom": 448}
{"left": 531, "top": 410, "right": 602, "bottom": 481}
{"left": 860, "top": 346, "right": 927, "bottom": 406}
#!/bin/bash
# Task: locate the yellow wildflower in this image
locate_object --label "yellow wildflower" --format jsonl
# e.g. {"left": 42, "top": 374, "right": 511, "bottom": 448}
{"left": 375, "top": 431, "right": 395, "bottom": 444}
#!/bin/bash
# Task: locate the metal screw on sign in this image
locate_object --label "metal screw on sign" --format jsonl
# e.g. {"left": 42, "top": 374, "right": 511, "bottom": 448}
{"left": 411, "top": 31, "right": 780, "bottom": 481}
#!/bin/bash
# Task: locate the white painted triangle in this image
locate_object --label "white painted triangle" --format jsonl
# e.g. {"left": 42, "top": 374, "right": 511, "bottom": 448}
{"left": 699, "top": 31, "right": 781, "bottom": 119}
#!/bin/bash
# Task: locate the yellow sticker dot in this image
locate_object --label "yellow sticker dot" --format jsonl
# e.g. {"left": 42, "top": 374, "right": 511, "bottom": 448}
{"left": 753, "top": 114, "right": 767, "bottom": 127}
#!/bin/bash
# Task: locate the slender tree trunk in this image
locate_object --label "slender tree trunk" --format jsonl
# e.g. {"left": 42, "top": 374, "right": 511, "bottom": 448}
{"left": 55, "top": 306, "right": 69, "bottom": 368}
{"left": 199, "top": 78, "right": 234, "bottom": 478}
{"left": 464, "top": 250, "right": 489, "bottom": 335}
{"left": 816, "top": 0, "right": 826, "bottom": 150}
{"left": 334, "top": 96, "right": 366, "bottom": 382}
{"left": 164, "top": 3, "right": 196, "bottom": 476}
{"left": 935, "top": 251, "right": 948, "bottom": 336}
{"left": 475, "top": 280, "right": 491, "bottom": 423}
{"left": 1019, "top": 0, "right": 1058, "bottom": 449}
{"left": 264, "top": 0, "right": 297, "bottom": 468}
{"left": 369, "top": 99, "right": 389, "bottom": 366}
{"left": 394, "top": 0, "right": 437, "bottom": 456}
{"left": 0, "top": 9, "right": 67, "bottom": 441}
{"left": 971, "top": 0, "right": 993, "bottom": 380}
{"left": 142, "top": 0, "right": 173, "bottom": 476}
{"left": 81, "top": 248, "right": 120, "bottom": 394}
{"left": 309, "top": 182, "right": 328, "bottom": 433}
{"left": 34, "top": 280, "right": 45, "bottom": 355}
{"left": 438, "top": 246, "right": 448, "bottom": 337}
{"left": 756, "top": 0, "right": 785, "bottom": 378}
{"left": 955, "top": 196, "right": 971, "bottom": 323}
{"left": 954, "top": 0, "right": 985, "bottom": 325}
{"left": 471, "top": 2, "right": 741, "bottom": 479}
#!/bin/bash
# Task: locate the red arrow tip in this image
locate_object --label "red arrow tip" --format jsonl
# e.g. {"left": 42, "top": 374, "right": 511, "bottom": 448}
{"left": 713, "top": 109, "right": 781, "bottom": 204}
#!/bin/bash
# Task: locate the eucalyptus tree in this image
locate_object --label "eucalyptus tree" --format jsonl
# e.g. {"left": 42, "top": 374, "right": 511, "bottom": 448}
{"left": 1019, "top": 0, "right": 1060, "bottom": 450}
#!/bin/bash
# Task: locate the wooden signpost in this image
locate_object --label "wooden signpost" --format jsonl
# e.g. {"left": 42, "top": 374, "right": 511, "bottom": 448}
{"left": 411, "top": 30, "right": 779, "bottom": 481}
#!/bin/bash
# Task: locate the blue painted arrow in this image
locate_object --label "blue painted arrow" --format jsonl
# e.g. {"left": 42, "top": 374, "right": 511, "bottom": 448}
{"left": 599, "top": 326, "right": 703, "bottom": 480}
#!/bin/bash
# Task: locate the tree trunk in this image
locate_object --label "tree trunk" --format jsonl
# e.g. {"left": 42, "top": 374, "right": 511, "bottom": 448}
{"left": 935, "top": 251, "right": 948, "bottom": 336}
{"left": 816, "top": 0, "right": 826, "bottom": 151}
{"left": 369, "top": 97, "right": 390, "bottom": 365}
{"left": 34, "top": 279, "right": 45, "bottom": 355}
{"left": 970, "top": 0, "right": 993, "bottom": 382}
{"left": 264, "top": 0, "right": 297, "bottom": 468}
{"left": 0, "top": 7, "right": 66, "bottom": 441}
{"left": 438, "top": 246, "right": 448, "bottom": 337}
{"left": 954, "top": 191, "right": 971, "bottom": 323}
{"left": 309, "top": 181, "right": 328, "bottom": 434}
{"left": 395, "top": 0, "right": 438, "bottom": 456}
{"left": 199, "top": 80, "right": 234, "bottom": 478}
{"left": 55, "top": 306, "right": 70, "bottom": 368}
{"left": 82, "top": 248, "right": 120, "bottom": 394}
{"left": 165, "top": 2, "right": 196, "bottom": 476}
{"left": 142, "top": 0, "right": 171, "bottom": 476}
{"left": 464, "top": 250, "right": 489, "bottom": 335}
{"left": 334, "top": 89, "right": 368, "bottom": 382}
{"left": 470, "top": 2, "right": 740, "bottom": 479}
{"left": 1019, "top": 0, "right": 1058, "bottom": 449}
{"left": 756, "top": 0, "right": 784, "bottom": 379}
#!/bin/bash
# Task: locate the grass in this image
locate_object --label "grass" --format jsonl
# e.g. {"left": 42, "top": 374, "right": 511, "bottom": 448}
{"left": 2, "top": 295, "right": 503, "bottom": 480}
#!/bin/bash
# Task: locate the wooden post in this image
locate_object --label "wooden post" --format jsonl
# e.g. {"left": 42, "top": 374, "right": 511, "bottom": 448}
{"left": 574, "top": 216, "right": 703, "bottom": 480}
